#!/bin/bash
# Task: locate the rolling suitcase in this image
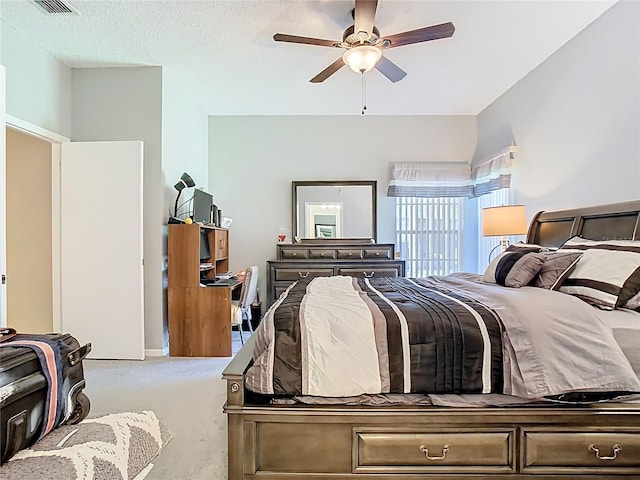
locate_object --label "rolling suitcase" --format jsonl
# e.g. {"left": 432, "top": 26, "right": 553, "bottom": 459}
{"left": 0, "top": 328, "right": 92, "bottom": 463}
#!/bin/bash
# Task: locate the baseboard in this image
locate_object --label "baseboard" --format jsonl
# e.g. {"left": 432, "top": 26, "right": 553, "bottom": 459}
{"left": 145, "top": 348, "right": 168, "bottom": 357}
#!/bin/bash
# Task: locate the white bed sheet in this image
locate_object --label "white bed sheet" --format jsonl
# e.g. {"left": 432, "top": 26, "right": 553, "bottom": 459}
{"left": 596, "top": 308, "right": 640, "bottom": 376}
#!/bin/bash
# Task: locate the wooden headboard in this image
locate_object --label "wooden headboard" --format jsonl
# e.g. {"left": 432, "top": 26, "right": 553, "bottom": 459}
{"left": 526, "top": 200, "right": 640, "bottom": 247}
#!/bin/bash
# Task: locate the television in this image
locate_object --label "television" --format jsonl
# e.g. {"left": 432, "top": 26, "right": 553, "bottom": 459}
{"left": 192, "top": 189, "right": 213, "bottom": 224}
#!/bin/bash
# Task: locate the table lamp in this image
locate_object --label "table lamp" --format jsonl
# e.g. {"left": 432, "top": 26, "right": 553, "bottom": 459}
{"left": 172, "top": 172, "right": 195, "bottom": 221}
{"left": 482, "top": 205, "right": 527, "bottom": 261}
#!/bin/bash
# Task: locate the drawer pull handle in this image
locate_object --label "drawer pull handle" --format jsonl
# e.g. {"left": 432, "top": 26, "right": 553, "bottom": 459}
{"left": 292, "top": 252, "right": 297, "bottom": 257}
{"left": 298, "top": 272, "right": 309, "bottom": 278}
{"left": 375, "top": 252, "right": 380, "bottom": 256}
{"left": 363, "top": 272, "right": 375, "bottom": 278}
{"left": 419, "top": 445, "right": 449, "bottom": 461}
{"left": 348, "top": 252, "right": 352, "bottom": 256}
{"left": 588, "top": 443, "right": 621, "bottom": 461}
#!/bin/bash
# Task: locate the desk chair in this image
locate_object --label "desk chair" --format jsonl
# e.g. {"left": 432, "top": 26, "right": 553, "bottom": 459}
{"left": 231, "top": 266, "right": 258, "bottom": 344}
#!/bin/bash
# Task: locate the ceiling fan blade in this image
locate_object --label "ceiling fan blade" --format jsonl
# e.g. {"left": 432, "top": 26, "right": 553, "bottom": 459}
{"left": 273, "top": 33, "right": 339, "bottom": 48}
{"left": 375, "top": 55, "right": 407, "bottom": 83}
{"left": 354, "top": 0, "right": 378, "bottom": 40}
{"left": 310, "top": 57, "right": 345, "bottom": 83}
{"left": 381, "top": 22, "right": 455, "bottom": 49}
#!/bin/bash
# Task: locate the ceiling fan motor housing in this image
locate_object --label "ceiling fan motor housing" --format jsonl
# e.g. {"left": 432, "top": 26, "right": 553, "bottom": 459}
{"left": 342, "top": 24, "right": 381, "bottom": 45}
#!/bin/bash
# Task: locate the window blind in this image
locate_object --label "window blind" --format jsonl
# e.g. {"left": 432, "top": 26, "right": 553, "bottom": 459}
{"left": 395, "top": 197, "right": 463, "bottom": 277}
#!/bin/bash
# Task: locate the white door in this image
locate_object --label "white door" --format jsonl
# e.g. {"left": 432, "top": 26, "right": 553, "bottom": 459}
{"left": 60, "top": 141, "right": 144, "bottom": 359}
{"left": 0, "top": 65, "right": 7, "bottom": 327}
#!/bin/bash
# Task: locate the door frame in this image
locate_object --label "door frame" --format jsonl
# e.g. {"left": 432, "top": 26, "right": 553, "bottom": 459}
{"left": 0, "top": 65, "right": 5, "bottom": 327}
{"left": 5, "top": 114, "right": 69, "bottom": 331}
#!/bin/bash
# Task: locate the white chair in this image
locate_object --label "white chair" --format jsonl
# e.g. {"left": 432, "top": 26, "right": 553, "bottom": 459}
{"left": 231, "top": 266, "right": 259, "bottom": 344}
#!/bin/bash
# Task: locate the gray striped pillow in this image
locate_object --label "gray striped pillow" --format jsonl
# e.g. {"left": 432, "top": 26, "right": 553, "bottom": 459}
{"left": 558, "top": 237, "right": 640, "bottom": 309}
{"left": 533, "top": 251, "right": 583, "bottom": 290}
{"left": 482, "top": 251, "right": 545, "bottom": 288}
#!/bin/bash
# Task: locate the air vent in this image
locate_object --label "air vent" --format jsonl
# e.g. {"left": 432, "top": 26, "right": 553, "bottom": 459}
{"left": 31, "top": 0, "right": 79, "bottom": 15}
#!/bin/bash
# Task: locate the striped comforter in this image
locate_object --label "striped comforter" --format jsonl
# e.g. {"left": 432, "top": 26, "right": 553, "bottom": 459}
{"left": 246, "top": 274, "right": 640, "bottom": 398}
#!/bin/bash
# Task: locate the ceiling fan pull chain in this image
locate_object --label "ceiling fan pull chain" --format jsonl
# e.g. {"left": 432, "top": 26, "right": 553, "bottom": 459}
{"left": 361, "top": 72, "right": 367, "bottom": 115}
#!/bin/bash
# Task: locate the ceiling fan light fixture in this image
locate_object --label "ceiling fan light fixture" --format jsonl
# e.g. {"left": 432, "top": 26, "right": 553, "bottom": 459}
{"left": 342, "top": 45, "right": 382, "bottom": 73}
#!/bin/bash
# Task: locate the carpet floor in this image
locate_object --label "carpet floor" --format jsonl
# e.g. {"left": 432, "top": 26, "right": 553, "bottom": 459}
{"left": 82, "top": 335, "right": 244, "bottom": 480}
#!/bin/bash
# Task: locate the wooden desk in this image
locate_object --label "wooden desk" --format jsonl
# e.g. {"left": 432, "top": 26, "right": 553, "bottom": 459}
{"left": 168, "top": 280, "right": 241, "bottom": 357}
{"left": 167, "top": 223, "right": 240, "bottom": 357}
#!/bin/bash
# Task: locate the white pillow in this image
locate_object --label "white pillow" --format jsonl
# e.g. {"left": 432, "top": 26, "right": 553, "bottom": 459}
{"left": 558, "top": 237, "right": 640, "bottom": 309}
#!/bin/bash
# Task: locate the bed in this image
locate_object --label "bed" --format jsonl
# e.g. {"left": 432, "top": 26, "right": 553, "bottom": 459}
{"left": 223, "top": 200, "right": 640, "bottom": 479}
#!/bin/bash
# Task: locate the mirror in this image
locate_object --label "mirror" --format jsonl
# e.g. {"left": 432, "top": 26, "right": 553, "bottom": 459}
{"left": 292, "top": 180, "right": 377, "bottom": 241}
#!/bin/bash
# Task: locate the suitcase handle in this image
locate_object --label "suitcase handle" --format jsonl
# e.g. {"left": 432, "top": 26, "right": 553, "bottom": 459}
{"left": 0, "top": 327, "right": 17, "bottom": 343}
{"left": 4, "top": 411, "right": 28, "bottom": 462}
{"left": 67, "top": 343, "right": 92, "bottom": 366}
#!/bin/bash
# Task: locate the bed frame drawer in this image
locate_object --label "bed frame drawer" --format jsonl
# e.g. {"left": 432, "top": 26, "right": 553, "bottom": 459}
{"left": 353, "top": 428, "right": 515, "bottom": 474}
{"left": 523, "top": 429, "right": 640, "bottom": 474}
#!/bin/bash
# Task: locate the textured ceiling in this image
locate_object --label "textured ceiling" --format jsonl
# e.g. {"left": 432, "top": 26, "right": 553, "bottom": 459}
{"left": 0, "top": 0, "right": 617, "bottom": 115}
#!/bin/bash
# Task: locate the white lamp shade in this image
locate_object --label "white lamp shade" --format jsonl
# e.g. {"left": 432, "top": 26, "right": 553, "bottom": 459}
{"left": 342, "top": 45, "right": 382, "bottom": 73}
{"left": 482, "top": 205, "right": 528, "bottom": 236}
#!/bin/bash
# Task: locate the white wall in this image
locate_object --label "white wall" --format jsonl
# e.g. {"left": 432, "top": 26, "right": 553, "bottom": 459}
{"left": 161, "top": 69, "right": 208, "bottom": 349}
{"left": 209, "top": 115, "right": 477, "bottom": 296}
{"left": 161, "top": 70, "right": 209, "bottom": 219}
{"left": 0, "top": 44, "right": 208, "bottom": 351}
{"left": 476, "top": 0, "right": 640, "bottom": 221}
{"left": 71, "top": 66, "right": 164, "bottom": 352}
{"left": 0, "top": 23, "right": 72, "bottom": 138}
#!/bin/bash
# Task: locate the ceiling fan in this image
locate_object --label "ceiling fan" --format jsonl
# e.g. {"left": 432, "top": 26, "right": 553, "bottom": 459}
{"left": 273, "top": 0, "right": 455, "bottom": 83}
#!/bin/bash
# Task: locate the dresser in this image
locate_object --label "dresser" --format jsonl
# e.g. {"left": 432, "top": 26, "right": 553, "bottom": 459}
{"left": 267, "top": 242, "right": 405, "bottom": 307}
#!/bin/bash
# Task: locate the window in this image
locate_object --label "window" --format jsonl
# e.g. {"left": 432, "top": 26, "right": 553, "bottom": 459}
{"left": 390, "top": 149, "right": 517, "bottom": 277}
{"left": 395, "top": 197, "right": 464, "bottom": 277}
{"left": 477, "top": 188, "right": 513, "bottom": 272}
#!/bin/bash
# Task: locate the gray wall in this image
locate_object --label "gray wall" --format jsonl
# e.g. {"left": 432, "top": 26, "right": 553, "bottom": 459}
{"left": 475, "top": 0, "right": 640, "bottom": 221}
{"left": 209, "top": 115, "right": 477, "bottom": 297}
{"left": 0, "top": 23, "right": 72, "bottom": 137}
{"left": 71, "top": 67, "right": 164, "bottom": 352}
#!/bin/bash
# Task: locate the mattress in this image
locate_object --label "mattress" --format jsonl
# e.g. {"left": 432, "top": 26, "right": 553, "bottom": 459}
{"left": 597, "top": 308, "right": 640, "bottom": 377}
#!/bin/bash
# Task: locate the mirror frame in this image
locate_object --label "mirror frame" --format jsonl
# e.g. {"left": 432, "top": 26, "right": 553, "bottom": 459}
{"left": 292, "top": 180, "right": 377, "bottom": 243}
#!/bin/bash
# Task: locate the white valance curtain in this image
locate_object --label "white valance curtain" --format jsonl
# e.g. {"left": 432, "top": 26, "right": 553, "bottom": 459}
{"left": 471, "top": 146, "right": 516, "bottom": 197}
{"left": 387, "top": 146, "right": 516, "bottom": 198}
{"left": 387, "top": 162, "right": 474, "bottom": 198}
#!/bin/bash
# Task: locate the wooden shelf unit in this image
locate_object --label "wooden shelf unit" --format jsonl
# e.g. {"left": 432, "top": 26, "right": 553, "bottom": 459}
{"left": 167, "top": 224, "right": 239, "bottom": 357}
